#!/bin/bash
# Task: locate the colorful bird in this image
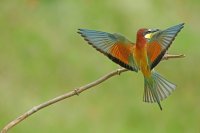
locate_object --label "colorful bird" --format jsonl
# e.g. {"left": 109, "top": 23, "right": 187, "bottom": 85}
{"left": 78, "top": 23, "right": 184, "bottom": 110}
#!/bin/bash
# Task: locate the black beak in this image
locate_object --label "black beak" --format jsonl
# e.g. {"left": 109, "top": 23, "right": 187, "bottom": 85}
{"left": 147, "top": 29, "right": 159, "bottom": 33}
{"left": 143, "top": 29, "right": 159, "bottom": 38}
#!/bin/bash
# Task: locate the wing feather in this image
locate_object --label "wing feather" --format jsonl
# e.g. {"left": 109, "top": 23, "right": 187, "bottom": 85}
{"left": 147, "top": 23, "right": 184, "bottom": 69}
{"left": 78, "top": 29, "right": 138, "bottom": 71}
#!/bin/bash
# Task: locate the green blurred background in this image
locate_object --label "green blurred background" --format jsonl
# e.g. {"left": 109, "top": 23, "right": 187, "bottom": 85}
{"left": 0, "top": 0, "right": 200, "bottom": 133}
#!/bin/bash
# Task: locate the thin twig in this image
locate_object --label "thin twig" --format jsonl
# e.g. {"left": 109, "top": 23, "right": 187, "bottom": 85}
{"left": 162, "top": 53, "right": 185, "bottom": 60}
{"left": 0, "top": 53, "right": 185, "bottom": 133}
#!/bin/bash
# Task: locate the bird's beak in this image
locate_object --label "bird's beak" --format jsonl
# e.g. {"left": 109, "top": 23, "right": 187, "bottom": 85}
{"left": 148, "top": 28, "right": 159, "bottom": 33}
{"left": 145, "top": 29, "right": 159, "bottom": 39}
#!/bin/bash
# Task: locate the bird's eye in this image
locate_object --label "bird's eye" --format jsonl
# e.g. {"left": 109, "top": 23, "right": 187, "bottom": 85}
{"left": 142, "top": 30, "right": 150, "bottom": 36}
{"left": 146, "top": 31, "right": 151, "bottom": 34}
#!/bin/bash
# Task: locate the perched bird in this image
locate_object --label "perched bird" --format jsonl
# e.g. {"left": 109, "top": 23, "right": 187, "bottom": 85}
{"left": 78, "top": 23, "right": 184, "bottom": 110}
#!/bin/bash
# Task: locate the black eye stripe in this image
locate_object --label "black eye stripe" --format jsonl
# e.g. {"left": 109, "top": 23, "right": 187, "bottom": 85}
{"left": 143, "top": 31, "right": 150, "bottom": 36}
{"left": 146, "top": 31, "right": 151, "bottom": 34}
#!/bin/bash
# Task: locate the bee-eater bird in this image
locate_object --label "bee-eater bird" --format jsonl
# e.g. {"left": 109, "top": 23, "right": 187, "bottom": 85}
{"left": 78, "top": 23, "right": 184, "bottom": 110}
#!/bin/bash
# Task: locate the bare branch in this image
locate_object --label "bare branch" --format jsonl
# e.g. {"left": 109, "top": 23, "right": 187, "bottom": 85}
{"left": 0, "top": 53, "right": 185, "bottom": 133}
{"left": 162, "top": 53, "right": 185, "bottom": 60}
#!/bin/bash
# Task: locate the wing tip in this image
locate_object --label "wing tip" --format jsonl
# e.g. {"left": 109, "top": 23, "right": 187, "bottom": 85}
{"left": 179, "top": 22, "right": 185, "bottom": 26}
{"left": 179, "top": 22, "right": 185, "bottom": 29}
{"left": 175, "top": 22, "right": 185, "bottom": 31}
{"left": 77, "top": 28, "right": 84, "bottom": 34}
{"left": 78, "top": 28, "right": 84, "bottom": 31}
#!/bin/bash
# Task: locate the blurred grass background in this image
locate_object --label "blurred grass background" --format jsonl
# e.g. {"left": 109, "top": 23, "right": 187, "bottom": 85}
{"left": 0, "top": 0, "right": 200, "bottom": 133}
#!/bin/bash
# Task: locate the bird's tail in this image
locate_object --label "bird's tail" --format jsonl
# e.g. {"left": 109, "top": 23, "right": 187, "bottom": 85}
{"left": 143, "top": 70, "right": 176, "bottom": 110}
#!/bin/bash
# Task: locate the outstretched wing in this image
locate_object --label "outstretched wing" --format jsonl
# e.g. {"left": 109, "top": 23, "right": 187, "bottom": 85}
{"left": 78, "top": 29, "right": 138, "bottom": 71}
{"left": 147, "top": 23, "right": 184, "bottom": 69}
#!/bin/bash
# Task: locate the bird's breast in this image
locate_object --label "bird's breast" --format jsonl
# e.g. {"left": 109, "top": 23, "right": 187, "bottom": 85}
{"left": 134, "top": 46, "right": 151, "bottom": 77}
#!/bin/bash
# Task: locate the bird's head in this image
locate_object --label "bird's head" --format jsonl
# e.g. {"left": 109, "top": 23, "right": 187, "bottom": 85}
{"left": 136, "top": 28, "right": 159, "bottom": 47}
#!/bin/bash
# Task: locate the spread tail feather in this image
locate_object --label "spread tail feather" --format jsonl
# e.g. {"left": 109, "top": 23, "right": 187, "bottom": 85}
{"left": 143, "top": 70, "right": 176, "bottom": 110}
